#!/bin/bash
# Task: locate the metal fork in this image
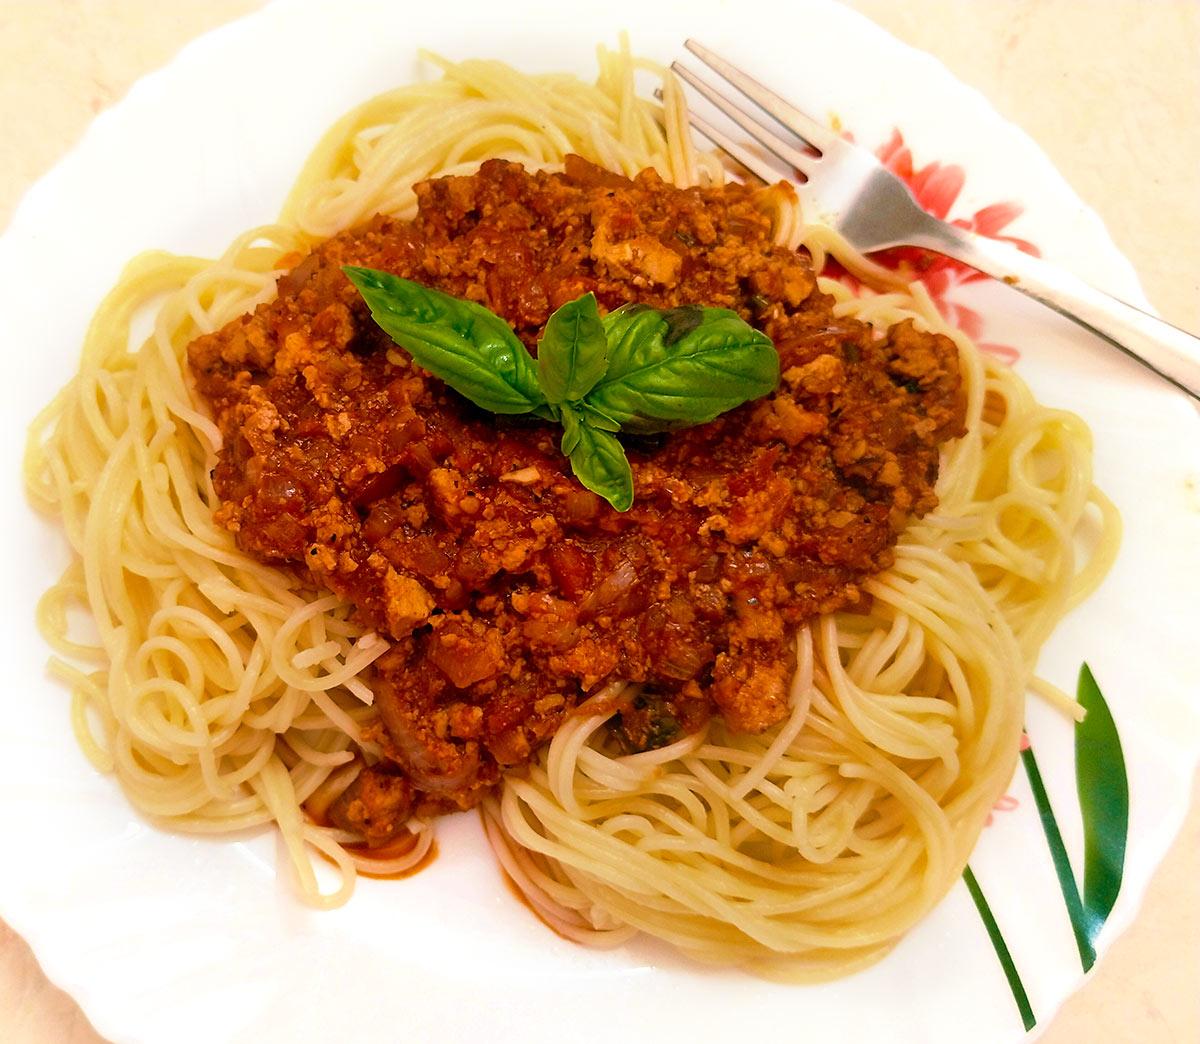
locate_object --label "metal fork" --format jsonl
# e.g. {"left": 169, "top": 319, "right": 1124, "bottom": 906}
{"left": 673, "top": 40, "right": 1200, "bottom": 402}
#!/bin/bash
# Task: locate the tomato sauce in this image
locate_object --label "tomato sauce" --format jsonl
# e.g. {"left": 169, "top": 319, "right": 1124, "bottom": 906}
{"left": 189, "top": 157, "right": 965, "bottom": 832}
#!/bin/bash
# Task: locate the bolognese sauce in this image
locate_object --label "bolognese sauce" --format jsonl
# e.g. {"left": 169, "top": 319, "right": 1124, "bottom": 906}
{"left": 188, "top": 156, "right": 965, "bottom": 838}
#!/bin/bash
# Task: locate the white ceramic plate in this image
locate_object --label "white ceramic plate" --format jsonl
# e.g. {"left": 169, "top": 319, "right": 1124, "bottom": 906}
{"left": 1, "top": 2, "right": 1197, "bottom": 1042}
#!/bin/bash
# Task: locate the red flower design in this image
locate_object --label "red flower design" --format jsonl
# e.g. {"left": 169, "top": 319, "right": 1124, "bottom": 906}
{"left": 984, "top": 734, "right": 1029, "bottom": 827}
{"left": 826, "top": 129, "right": 1039, "bottom": 363}
{"left": 985, "top": 794, "right": 1021, "bottom": 828}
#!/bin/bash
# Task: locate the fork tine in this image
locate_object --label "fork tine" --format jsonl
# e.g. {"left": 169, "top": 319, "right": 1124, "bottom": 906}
{"left": 684, "top": 39, "right": 838, "bottom": 154}
{"left": 670, "top": 61, "right": 815, "bottom": 177}
{"left": 680, "top": 107, "right": 782, "bottom": 184}
{"left": 654, "top": 84, "right": 781, "bottom": 182}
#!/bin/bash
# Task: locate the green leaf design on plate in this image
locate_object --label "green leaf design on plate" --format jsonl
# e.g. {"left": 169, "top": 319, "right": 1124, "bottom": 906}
{"left": 1075, "top": 663, "right": 1128, "bottom": 947}
{"left": 1020, "top": 740, "right": 1093, "bottom": 969}
{"left": 1021, "top": 662, "right": 1129, "bottom": 973}
{"left": 963, "top": 866, "right": 1036, "bottom": 1032}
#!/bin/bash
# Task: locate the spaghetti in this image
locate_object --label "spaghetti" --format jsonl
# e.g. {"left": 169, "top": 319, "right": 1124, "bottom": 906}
{"left": 24, "top": 38, "right": 1118, "bottom": 971}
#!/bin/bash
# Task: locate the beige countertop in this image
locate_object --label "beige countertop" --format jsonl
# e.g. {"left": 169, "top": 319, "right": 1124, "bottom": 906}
{"left": 2, "top": 1, "right": 1196, "bottom": 1041}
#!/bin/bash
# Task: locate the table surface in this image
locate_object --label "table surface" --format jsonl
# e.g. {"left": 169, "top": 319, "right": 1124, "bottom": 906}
{"left": 1, "top": 2, "right": 1196, "bottom": 1041}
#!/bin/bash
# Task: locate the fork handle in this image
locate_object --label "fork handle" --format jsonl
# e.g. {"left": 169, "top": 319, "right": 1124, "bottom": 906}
{"left": 915, "top": 226, "right": 1200, "bottom": 401}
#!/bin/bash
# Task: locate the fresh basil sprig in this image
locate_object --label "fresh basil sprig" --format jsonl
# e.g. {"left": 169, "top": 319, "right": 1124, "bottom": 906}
{"left": 343, "top": 267, "right": 780, "bottom": 511}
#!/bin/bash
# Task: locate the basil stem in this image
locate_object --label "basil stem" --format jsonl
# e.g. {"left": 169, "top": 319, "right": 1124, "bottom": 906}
{"left": 343, "top": 267, "right": 546, "bottom": 415}
{"left": 537, "top": 291, "right": 608, "bottom": 403}
{"left": 579, "top": 402, "right": 621, "bottom": 432}
{"left": 587, "top": 303, "right": 778, "bottom": 434}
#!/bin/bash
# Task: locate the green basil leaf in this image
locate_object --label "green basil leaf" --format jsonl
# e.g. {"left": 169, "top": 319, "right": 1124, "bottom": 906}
{"left": 564, "top": 413, "right": 633, "bottom": 512}
{"left": 537, "top": 292, "right": 608, "bottom": 403}
{"left": 599, "top": 302, "right": 656, "bottom": 350}
{"left": 343, "top": 266, "right": 545, "bottom": 415}
{"left": 587, "top": 304, "right": 779, "bottom": 434}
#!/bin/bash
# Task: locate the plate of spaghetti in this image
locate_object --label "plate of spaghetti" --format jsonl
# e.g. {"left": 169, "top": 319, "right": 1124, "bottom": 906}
{"left": 3, "top": 2, "right": 1198, "bottom": 1042}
